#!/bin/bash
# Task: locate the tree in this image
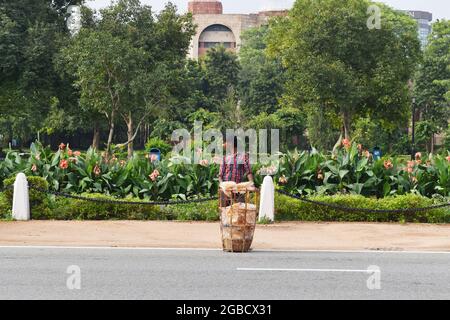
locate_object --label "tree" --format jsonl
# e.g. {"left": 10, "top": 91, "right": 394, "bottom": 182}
{"left": 415, "top": 20, "right": 450, "bottom": 152}
{"left": 60, "top": 0, "right": 195, "bottom": 156}
{"left": 0, "top": 0, "right": 82, "bottom": 145}
{"left": 239, "top": 25, "right": 286, "bottom": 116}
{"left": 201, "top": 46, "right": 241, "bottom": 111}
{"left": 267, "top": 0, "right": 421, "bottom": 140}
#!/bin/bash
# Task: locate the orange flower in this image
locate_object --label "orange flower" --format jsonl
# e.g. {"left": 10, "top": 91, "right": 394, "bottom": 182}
{"left": 59, "top": 143, "right": 66, "bottom": 151}
{"left": 415, "top": 160, "right": 422, "bottom": 165}
{"left": 93, "top": 165, "right": 101, "bottom": 176}
{"left": 149, "top": 169, "right": 160, "bottom": 182}
{"left": 67, "top": 148, "right": 73, "bottom": 157}
{"left": 383, "top": 160, "right": 393, "bottom": 170}
{"left": 407, "top": 161, "right": 415, "bottom": 168}
{"left": 357, "top": 144, "right": 363, "bottom": 152}
{"left": 363, "top": 150, "right": 371, "bottom": 158}
{"left": 59, "top": 159, "right": 69, "bottom": 169}
{"left": 342, "top": 139, "right": 351, "bottom": 150}
{"left": 74, "top": 151, "right": 81, "bottom": 157}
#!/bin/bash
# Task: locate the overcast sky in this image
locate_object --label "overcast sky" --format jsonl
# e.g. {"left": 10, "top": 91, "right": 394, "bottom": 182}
{"left": 86, "top": 0, "right": 449, "bottom": 21}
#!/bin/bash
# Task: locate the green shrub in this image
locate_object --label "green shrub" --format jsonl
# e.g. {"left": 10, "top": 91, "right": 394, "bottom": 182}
{"left": 275, "top": 194, "right": 450, "bottom": 223}
{"left": 47, "top": 194, "right": 169, "bottom": 220}
{"left": 145, "top": 137, "right": 172, "bottom": 156}
{"left": 0, "top": 192, "right": 11, "bottom": 219}
{"left": 43, "top": 194, "right": 218, "bottom": 221}
{"left": 3, "top": 176, "right": 50, "bottom": 219}
{"left": 162, "top": 201, "right": 219, "bottom": 221}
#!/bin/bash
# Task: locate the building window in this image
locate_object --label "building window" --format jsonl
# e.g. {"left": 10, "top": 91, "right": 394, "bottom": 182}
{"left": 198, "top": 24, "right": 236, "bottom": 56}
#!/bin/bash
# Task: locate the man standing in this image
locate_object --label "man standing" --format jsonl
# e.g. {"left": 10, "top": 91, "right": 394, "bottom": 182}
{"left": 219, "top": 137, "right": 255, "bottom": 206}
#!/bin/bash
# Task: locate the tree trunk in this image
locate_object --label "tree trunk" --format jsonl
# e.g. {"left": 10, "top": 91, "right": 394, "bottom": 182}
{"left": 126, "top": 112, "right": 134, "bottom": 159}
{"left": 430, "top": 134, "right": 435, "bottom": 154}
{"left": 106, "top": 109, "right": 116, "bottom": 153}
{"left": 92, "top": 122, "right": 100, "bottom": 150}
{"left": 342, "top": 110, "right": 352, "bottom": 140}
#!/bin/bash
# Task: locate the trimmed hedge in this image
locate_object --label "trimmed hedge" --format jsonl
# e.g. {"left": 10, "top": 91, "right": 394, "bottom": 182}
{"left": 0, "top": 192, "right": 10, "bottom": 219}
{"left": 275, "top": 194, "right": 450, "bottom": 223}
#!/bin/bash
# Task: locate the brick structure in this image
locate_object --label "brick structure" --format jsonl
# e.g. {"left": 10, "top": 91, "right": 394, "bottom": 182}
{"left": 188, "top": 0, "right": 223, "bottom": 15}
{"left": 188, "top": 0, "right": 288, "bottom": 59}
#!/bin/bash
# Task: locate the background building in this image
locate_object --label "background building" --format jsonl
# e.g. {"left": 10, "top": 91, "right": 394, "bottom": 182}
{"left": 405, "top": 10, "right": 433, "bottom": 48}
{"left": 188, "top": 0, "right": 287, "bottom": 59}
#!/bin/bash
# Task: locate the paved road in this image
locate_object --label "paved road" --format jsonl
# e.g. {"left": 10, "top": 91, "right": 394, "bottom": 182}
{"left": 0, "top": 247, "right": 449, "bottom": 300}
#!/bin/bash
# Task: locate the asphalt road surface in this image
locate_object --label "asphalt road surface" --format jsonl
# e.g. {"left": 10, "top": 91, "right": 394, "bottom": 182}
{"left": 0, "top": 247, "right": 449, "bottom": 300}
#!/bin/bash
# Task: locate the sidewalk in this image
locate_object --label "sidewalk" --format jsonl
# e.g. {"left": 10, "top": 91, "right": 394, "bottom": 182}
{"left": 0, "top": 221, "right": 449, "bottom": 251}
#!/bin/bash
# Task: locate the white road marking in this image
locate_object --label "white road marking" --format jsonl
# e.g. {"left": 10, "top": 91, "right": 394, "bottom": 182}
{"left": 0, "top": 245, "right": 448, "bottom": 254}
{"left": 237, "top": 267, "right": 379, "bottom": 273}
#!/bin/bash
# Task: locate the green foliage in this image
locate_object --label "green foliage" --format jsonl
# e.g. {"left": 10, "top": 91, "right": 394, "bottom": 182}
{"left": 0, "top": 192, "right": 11, "bottom": 219}
{"left": 0, "top": 0, "right": 77, "bottom": 144}
{"left": 15, "top": 193, "right": 217, "bottom": 221}
{"left": 275, "top": 194, "right": 450, "bottom": 223}
{"left": 414, "top": 19, "right": 450, "bottom": 148}
{"left": 145, "top": 137, "right": 172, "bottom": 156}
{"left": 201, "top": 46, "right": 241, "bottom": 110}
{"left": 239, "top": 25, "right": 286, "bottom": 116}
{"left": 1, "top": 141, "right": 219, "bottom": 201}
{"left": 353, "top": 117, "right": 410, "bottom": 155}
{"left": 267, "top": 0, "right": 421, "bottom": 139}
{"left": 276, "top": 141, "right": 450, "bottom": 198}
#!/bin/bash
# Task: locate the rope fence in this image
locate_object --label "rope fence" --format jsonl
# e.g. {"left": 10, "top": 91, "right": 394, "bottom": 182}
{"left": 2, "top": 182, "right": 450, "bottom": 213}
{"left": 28, "top": 185, "right": 218, "bottom": 206}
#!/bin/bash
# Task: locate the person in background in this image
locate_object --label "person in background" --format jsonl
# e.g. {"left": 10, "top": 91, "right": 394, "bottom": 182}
{"left": 219, "top": 136, "right": 255, "bottom": 206}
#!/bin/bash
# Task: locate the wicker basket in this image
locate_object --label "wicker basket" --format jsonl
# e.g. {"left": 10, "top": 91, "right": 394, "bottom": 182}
{"left": 219, "top": 189, "right": 259, "bottom": 253}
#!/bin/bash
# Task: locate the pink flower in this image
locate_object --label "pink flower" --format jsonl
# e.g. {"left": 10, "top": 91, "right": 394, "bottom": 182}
{"left": 407, "top": 167, "right": 414, "bottom": 174}
{"left": 407, "top": 161, "right": 415, "bottom": 168}
{"left": 199, "top": 159, "right": 209, "bottom": 167}
{"left": 415, "top": 160, "right": 422, "bottom": 165}
{"left": 415, "top": 152, "right": 422, "bottom": 160}
{"left": 446, "top": 156, "right": 450, "bottom": 163}
{"left": 59, "top": 143, "right": 66, "bottom": 151}
{"left": 384, "top": 160, "right": 393, "bottom": 170}
{"left": 93, "top": 165, "right": 101, "bottom": 176}
{"left": 149, "top": 170, "right": 160, "bottom": 182}
{"left": 342, "top": 139, "right": 351, "bottom": 150}
{"left": 67, "top": 148, "right": 73, "bottom": 157}
{"left": 74, "top": 151, "right": 81, "bottom": 157}
{"left": 59, "top": 159, "right": 69, "bottom": 170}
{"left": 357, "top": 144, "right": 363, "bottom": 152}
{"left": 31, "top": 164, "right": 37, "bottom": 172}
{"left": 150, "top": 154, "right": 158, "bottom": 162}
{"left": 363, "top": 150, "right": 371, "bottom": 159}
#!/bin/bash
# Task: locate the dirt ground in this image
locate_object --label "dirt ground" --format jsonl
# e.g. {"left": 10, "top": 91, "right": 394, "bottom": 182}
{"left": 0, "top": 221, "right": 449, "bottom": 251}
